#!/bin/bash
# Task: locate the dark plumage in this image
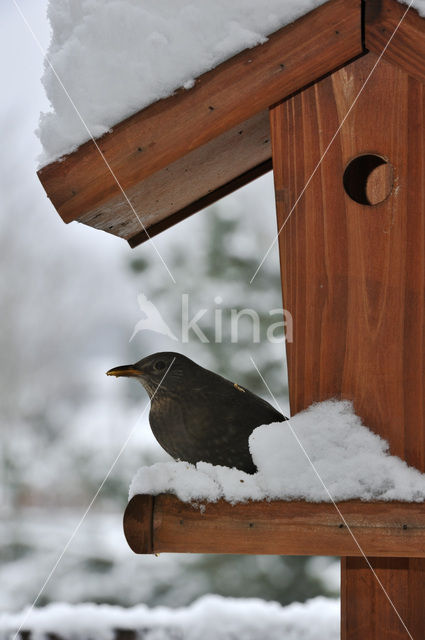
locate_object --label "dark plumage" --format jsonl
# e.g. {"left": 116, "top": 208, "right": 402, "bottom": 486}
{"left": 107, "top": 352, "right": 287, "bottom": 473}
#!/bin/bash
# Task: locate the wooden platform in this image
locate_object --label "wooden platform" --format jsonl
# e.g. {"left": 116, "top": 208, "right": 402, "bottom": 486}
{"left": 124, "top": 494, "right": 425, "bottom": 557}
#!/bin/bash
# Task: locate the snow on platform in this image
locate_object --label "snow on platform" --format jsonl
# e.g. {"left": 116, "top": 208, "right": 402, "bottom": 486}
{"left": 130, "top": 400, "right": 425, "bottom": 504}
{"left": 0, "top": 595, "right": 339, "bottom": 640}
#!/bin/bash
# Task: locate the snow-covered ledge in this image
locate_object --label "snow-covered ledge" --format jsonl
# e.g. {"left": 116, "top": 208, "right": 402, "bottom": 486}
{"left": 130, "top": 401, "right": 425, "bottom": 504}
{"left": 124, "top": 401, "right": 425, "bottom": 557}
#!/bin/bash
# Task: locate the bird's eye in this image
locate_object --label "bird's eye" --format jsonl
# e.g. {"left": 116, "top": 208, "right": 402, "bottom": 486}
{"left": 154, "top": 360, "right": 166, "bottom": 371}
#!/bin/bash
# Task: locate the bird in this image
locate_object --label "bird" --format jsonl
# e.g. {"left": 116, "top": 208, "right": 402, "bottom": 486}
{"left": 107, "top": 352, "right": 287, "bottom": 473}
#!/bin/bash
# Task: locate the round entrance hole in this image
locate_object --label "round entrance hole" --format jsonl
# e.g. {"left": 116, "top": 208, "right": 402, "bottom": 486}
{"left": 343, "top": 154, "right": 393, "bottom": 205}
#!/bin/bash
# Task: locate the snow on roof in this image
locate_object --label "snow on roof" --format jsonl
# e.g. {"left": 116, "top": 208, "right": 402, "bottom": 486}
{"left": 0, "top": 595, "right": 339, "bottom": 640}
{"left": 130, "top": 400, "right": 425, "bottom": 504}
{"left": 37, "top": 0, "right": 328, "bottom": 165}
{"left": 37, "top": 1, "right": 425, "bottom": 167}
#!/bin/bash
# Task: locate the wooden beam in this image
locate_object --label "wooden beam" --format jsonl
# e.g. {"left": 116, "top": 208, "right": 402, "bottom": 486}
{"left": 341, "top": 558, "right": 425, "bottom": 639}
{"left": 127, "top": 158, "right": 272, "bottom": 247}
{"left": 124, "top": 494, "right": 425, "bottom": 557}
{"left": 76, "top": 111, "right": 272, "bottom": 246}
{"left": 365, "top": 0, "right": 425, "bottom": 86}
{"left": 270, "top": 51, "right": 425, "bottom": 640}
{"left": 270, "top": 51, "right": 425, "bottom": 473}
{"left": 37, "top": 0, "right": 362, "bottom": 243}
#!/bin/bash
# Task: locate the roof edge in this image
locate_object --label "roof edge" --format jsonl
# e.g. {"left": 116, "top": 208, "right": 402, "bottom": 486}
{"left": 37, "top": 0, "right": 363, "bottom": 235}
{"left": 365, "top": 0, "right": 425, "bottom": 84}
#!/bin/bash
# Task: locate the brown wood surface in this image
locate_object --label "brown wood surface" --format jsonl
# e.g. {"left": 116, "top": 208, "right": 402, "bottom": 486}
{"left": 366, "top": 0, "right": 425, "bottom": 86}
{"left": 127, "top": 159, "right": 273, "bottom": 247}
{"left": 76, "top": 111, "right": 272, "bottom": 244}
{"left": 341, "top": 557, "right": 425, "bottom": 639}
{"left": 365, "top": 162, "right": 393, "bottom": 205}
{"left": 270, "top": 52, "right": 425, "bottom": 640}
{"left": 123, "top": 493, "right": 154, "bottom": 555}
{"left": 37, "top": 0, "right": 362, "bottom": 243}
{"left": 124, "top": 494, "right": 425, "bottom": 557}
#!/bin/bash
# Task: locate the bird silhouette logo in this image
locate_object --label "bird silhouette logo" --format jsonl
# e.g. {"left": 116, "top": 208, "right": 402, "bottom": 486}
{"left": 130, "top": 294, "right": 178, "bottom": 342}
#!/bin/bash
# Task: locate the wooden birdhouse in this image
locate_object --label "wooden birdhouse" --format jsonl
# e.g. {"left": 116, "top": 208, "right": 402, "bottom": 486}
{"left": 38, "top": 0, "right": 425, "bottom": 637}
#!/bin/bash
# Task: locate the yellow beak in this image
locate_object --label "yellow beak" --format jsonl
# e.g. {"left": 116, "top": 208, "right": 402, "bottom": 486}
{"left": 106, "top": 365, "right": 142, "bottom": 378}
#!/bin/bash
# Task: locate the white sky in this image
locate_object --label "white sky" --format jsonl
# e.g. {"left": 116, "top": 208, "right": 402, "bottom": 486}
{"left": 2, "top": 1, "right": 50, "bottom": 155}
{"left": 1, "top": 0, "right": 278, "bottom": 270}
{"left": 0, "top": 0, "right": 129, "bottom": 257}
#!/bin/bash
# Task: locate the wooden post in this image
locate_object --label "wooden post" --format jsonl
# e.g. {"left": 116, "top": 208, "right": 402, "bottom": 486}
{"left": 270, "top": 52, "right": 425, "bottom": 638}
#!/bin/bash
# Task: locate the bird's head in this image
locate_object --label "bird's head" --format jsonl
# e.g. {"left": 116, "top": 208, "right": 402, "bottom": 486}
{"left": 107, "top": 352, "right": 188, "bottom": 397}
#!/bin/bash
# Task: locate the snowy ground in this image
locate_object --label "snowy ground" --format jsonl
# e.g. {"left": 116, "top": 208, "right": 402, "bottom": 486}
{"left": 0, "top": 595, "right": 339, "bottom": 640}
{"left": 131, "top": 400, "right": 425, "bottom": 504}
{"left": 0, "top": 509, "right": 339, "bottom": 613}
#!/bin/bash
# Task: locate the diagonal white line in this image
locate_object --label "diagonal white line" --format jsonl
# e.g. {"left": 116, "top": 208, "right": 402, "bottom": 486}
{"left": 11, "top": 0, "right": 176, "bottom": 284}
{"left": 250, "top": 0, "right": 414, "bottom": 284}
{"left": 249, "top": 355, "right": 414, "bottom": 640}
{"left": 11, "top": 357, "right": 176, "bottom": 640}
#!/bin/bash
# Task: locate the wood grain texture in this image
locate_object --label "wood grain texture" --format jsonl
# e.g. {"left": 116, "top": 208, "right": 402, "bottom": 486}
{"left": 341, "top": 557, "right": 425, "bottom": 639}
{"left": 123, "top": 494, "right": 154, "bottom": 555}
{"left": 37, "top": 0, "right": 362, "bottom": 241}
{"left": 127, "top": 159, "right": 272, "bottom": 247}
{"left": 366, "top": 0, "right": 425, "bottom": 85}
{"left": 75, "top": 111, "right": 272, "bottom": 245}
{"left": 124, "top": 494, "right": 425, "bottom": 557}
{"left": 365, "top": 162, "right": 393, "bottom": 204}
{"left": 271, "top": 52, "right": 425, "bottom": 467}
{"left": 270, "top": 52, "right": 425, "bottom": 640}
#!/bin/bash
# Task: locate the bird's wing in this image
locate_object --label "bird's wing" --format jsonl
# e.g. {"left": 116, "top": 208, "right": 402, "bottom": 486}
{"left": 194, "top": 375, "right": 285, "bottom": 436}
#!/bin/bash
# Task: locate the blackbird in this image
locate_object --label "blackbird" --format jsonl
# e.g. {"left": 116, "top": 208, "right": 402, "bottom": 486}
{"left": 107, "top": 352, "right": 287, "bottom": 473}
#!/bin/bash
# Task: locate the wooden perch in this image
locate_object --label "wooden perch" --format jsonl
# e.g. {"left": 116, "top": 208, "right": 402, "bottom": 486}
{"left": 124, "top": 494, "right": 425, "bottom": 557}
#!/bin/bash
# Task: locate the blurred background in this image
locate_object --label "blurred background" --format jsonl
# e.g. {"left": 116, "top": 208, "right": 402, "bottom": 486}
{"left": 0, "top": 0, "right": 338, "bottom": 615}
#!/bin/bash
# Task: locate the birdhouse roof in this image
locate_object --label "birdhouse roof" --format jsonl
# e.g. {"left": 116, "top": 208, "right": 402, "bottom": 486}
{"left": 37, "top": 0, "right": 425, "bottom": 247}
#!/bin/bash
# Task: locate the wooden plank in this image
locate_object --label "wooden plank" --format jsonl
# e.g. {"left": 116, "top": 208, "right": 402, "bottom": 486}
{"left": 37, "top": 0, "right": 362, "bottom": 240}
{"left": 341, "top": 558, "right": 425, "bottom": 639}
{"left": 270, "top": 52, "right": 425, "bottom": 468}
{"left": 365, "top": 0, "right": 425, "bottom": 85}
{"left": 74, "top": 110, "right": 272, "bottom": 244}
{"left": 128, "top": 159, "right": 272, "bottom": 247}
{"left": 270, "top": 52, "right": 425, "bottom": 640}
{"left": 124, "top": 494, "right": 425, "bottom": 557}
